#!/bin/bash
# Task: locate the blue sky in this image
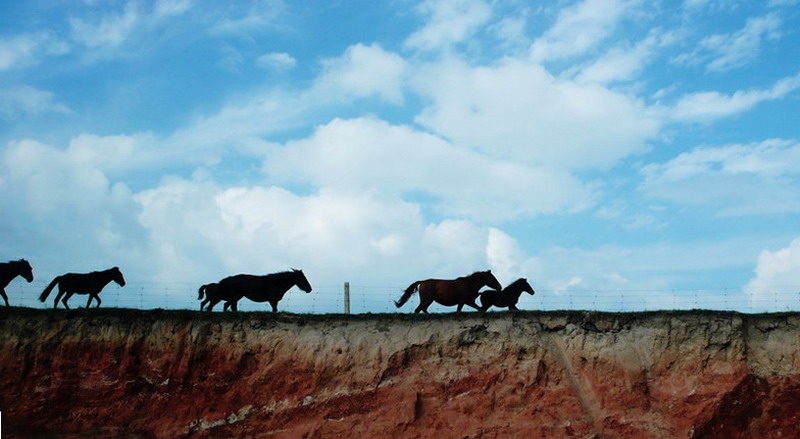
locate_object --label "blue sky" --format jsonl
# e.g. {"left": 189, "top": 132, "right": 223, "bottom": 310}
{"left": 1, "top": 0, "right": 799, "bottom": 312}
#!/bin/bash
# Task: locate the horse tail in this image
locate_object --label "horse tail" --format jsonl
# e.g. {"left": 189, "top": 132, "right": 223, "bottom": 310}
{"left": 395, "top": 281, "right": 421, "bottom": 308}
{"left": 198, "top": 284, "right": 208, "bottom": 300}
{"left": 39, "top": 276, "right": 61, "bottom": 302}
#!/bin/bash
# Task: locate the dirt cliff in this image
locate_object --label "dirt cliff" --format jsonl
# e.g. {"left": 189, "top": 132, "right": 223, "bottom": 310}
{"left": 1, "top": 308, "right": 799, "bottom": 438}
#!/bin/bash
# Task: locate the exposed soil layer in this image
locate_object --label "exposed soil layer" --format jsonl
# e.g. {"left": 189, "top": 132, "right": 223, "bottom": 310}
{"left": 1, "top": 308, "right": 799, "bottom": 438}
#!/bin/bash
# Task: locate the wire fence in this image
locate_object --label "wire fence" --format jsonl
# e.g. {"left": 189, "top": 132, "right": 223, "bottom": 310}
{"left": 4, "top": 280, "right": 800, "bottom": 314}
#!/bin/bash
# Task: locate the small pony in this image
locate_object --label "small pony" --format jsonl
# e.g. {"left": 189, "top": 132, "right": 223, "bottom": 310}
{"left": 480, "top": 278, "right": 535, "bottom": 312}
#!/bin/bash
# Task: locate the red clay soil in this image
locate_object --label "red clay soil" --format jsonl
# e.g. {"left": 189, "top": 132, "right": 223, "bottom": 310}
{"left": 1, "top": 308, "right": 799, "bottom": 438}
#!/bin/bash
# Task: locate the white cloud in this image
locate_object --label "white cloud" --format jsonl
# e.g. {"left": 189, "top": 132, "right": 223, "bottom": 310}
{"left": 667, "top": 72, "right": 800, "bottom": 123}
{"left": 210, "top": 0, "right": 285, "bottom": 35}
{"left": 0, "top": 32, "right": 69, "bottom": 71}
{"left": 574, "top": 30, "right": 675, "bottom": 84}
{"left": 640, "top": 139, "right": 800, "bottom": 215}
{"left": 154, "top": 0, "right": 193, "bottom": 18}
{"left": 256, "top": 52, "right": 297, "bottom": 70}
{"left": 312, "top": 43, "right": 407, "bottom": 104}
{"left": 0, "top": 138, "right": 146, "bottom": 279}
{"left": 135, "top": 177, "right": 504, "bottom": 286}
{"left": 264, "top": 117, "right": 595, "bottom": 221}
{"left": 486, "top": 228, "right": 528, "bottom": 282}
{"left": 0, "top": 85, "right": 72, "bottom": 116}
{"left": 530, "top": 0, "right": 638, "bottom": 63}
{"left": 413, "top": 57, "right": 660, "bottom": 170}
{"left": 404, "top": 0, "right": 492, "bottom": 52}
{"left": 69, "top": 2, "right": 142, "bottom": 48}
{"left": 745, "top": 238, "right": 800, "bottom": 311}
{"left": 675, "top": 13, "right": 783, "bottom": 73}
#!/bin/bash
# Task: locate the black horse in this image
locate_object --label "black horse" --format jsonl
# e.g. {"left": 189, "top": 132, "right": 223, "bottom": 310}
{"left": 39, "top": 267, "right": 126, "bottom": 309}
{"left": 205, "top": 269, "right": 313, "bottom": 312}
{"left": 480, "top": 278, "right": 535, "bottom": 312}
{"left": 396, "top": 270, "right": 502, "bottom": 313}
{"left": 0, "top": 259, "right": 34, "bottom": 306}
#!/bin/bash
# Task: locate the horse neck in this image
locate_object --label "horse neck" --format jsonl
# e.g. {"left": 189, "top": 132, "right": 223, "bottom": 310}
{"left": 504, "top": 281, "right": 526, "bottom": 298}
{"left": 96, "top": 269, "right": 118, "bottom": 287}
{"left": 464, "top": 273, "right": 493, "bottom": 290}
{"left": 270, "top": 272, "right": 300, "bottom": 291}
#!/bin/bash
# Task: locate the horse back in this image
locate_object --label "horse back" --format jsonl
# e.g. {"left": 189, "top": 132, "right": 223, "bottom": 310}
{"left": 218, "top": 274, "right": 284, "bottom": 302}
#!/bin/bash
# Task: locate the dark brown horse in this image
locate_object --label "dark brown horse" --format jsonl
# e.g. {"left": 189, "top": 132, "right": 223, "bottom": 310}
{"left": 480, "top": 278, "right": 535, "bottom": 312}
{"left": 0, "top": 259, "right": 34, "bottom": 306}
{"left": 396, "top": 270, "right": 502, "bottom": 313}
{"left": 39, "top": 267, "right": 126, "bottom": 309}
{"left": 206, "top": 269, "right": 313, "bottom": 312}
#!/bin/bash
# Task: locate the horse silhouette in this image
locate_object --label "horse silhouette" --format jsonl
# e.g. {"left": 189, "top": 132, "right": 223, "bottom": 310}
{"left": 197, "top": 282, "right": 221, "bottom": 311}
{"left": 395, "top": 270, "right": 502, "bottom": 313}
{"left": 39, "top": 267, "right": 126, "bottom": 309}
{"left": 0, "top": 259, "right": 34, "bottom": 306}
{"left": 205, "top": 269, "right": 313, "bottom": 312}
{"left": 479, "top": 278, "right": 535, "bottom": 312}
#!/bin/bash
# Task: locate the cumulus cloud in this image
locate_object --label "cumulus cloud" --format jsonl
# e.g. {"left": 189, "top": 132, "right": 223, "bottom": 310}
{"left": 264, "top": 117, "right": 595, "bottom": 221}
{"left": 745, "top": 239, "right": 800, "bottom": 311}
{"left": 413, "top": 57, "right": 660, "bottom": 170}
{"left": 0, "top": 86, "right": 72, "bottom": 117}
{"left": 0, "top": 138, "right": 145, "bottom": 280}
{"left": 640, "top": 139, "right": 800, "bottom": 215}
{"left": 69, "top": 2, "right": 143, "bottom": 49}
{"left": 210, "top": 0, "right": 285, "bottom": 35}
{"left": 0, "top": 32, "right": 69, "bottom": 70}
{"left": 667, "top": 72, "right": 800, "bottom": 123}
{"left": 574, "top": 30, "right": 675, "bottom": 84}
{"left": 404, "top": 0, "right": 492, "bottom": 52}
{"left": 256, "top": 52, "right": 296, "bottom": 70}
{"left": 530, "top": 0, "right": 638, "bottom": 62}
{"left": 674, "top": 13, "right": 782, "bottom": 72}
{"left": 311, "top": 43, "right": 407, "bottom": 104}
{"left": 135, "top": 177, "right": 507, "bottom": 286}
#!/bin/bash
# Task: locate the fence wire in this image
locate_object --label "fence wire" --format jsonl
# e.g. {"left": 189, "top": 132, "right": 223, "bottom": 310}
{"left": 4, "top": 280, "right": 799, "bottom": 314}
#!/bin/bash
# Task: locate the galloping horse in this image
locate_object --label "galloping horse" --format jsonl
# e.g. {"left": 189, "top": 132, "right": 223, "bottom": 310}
{"left": 480, "top": 278, "right": 535, "bottom": 312}
{"left": 396, "top": 270, "right": 502, "bottom": 313}
{"left": 206, "top": 269, "right": 313, "bottom": 312}
{"left": 197, "top": 282, "right": 221, "bottom": 311}
{"left": 39, "top": 267, "right": 126, "bottom": 309}
{"left": 0, "top": 259, "right": 34, "bottom": 306}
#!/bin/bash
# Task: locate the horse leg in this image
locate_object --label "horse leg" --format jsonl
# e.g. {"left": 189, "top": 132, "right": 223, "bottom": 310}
{"left": 269, "top": 301, "right": 278, "bottom": 312}
{"left": 456, "top": 303, "right": 464, "bottom": 312}
{"left": 53, "top": 288, "right": 65, "bottom": 309}
{"left": 466, "top": 299, "right": 481, "bottom": 312}
{"left": 61, "top": 291, "right": 74, "bottom": 310}
{"left": 0, "top": 288, "right": 9, "bottom": 306}
{"left": 510, "top": 304, "right": 520, "bottom": 312}
{"left": 414, "top": 296, "right": 433, "bottom": 314}
{"left": 93, "top": 294, "right": 102, "bottom": 308}
{"left": 85, "top": 295, "right": 93, "bottom": 308}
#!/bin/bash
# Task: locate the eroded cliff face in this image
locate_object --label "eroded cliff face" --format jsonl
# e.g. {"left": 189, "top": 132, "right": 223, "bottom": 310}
{"left": 1, "top": 309, "right": 799, "bottom": 438}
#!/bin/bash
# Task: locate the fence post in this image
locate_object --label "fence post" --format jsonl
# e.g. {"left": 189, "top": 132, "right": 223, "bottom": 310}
{"left": 344, "top": 282, "right": 350, "bottom": 314}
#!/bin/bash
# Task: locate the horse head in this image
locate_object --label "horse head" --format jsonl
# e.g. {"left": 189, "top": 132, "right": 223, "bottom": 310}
{"left": 111, "top": 266, "right": 126, "bottom": 287}
{"left": 19, "top": 259, "right": 34, "bottom": 282}
{"left": 292, "top": 269, "right": 313, "bottom": 293}
{"left": 518, "top": 278, "right": 536, "bottom": 295}
{"left": 479, "top": 270, "right": 502, "bottom": 290}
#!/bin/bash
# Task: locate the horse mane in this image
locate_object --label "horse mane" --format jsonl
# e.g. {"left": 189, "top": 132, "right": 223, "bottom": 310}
{"left": 462, "top": 270, "right": 490, "bottom": 279}
{"left": 506, "top": 278, "right": 527, "bottom": 289}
